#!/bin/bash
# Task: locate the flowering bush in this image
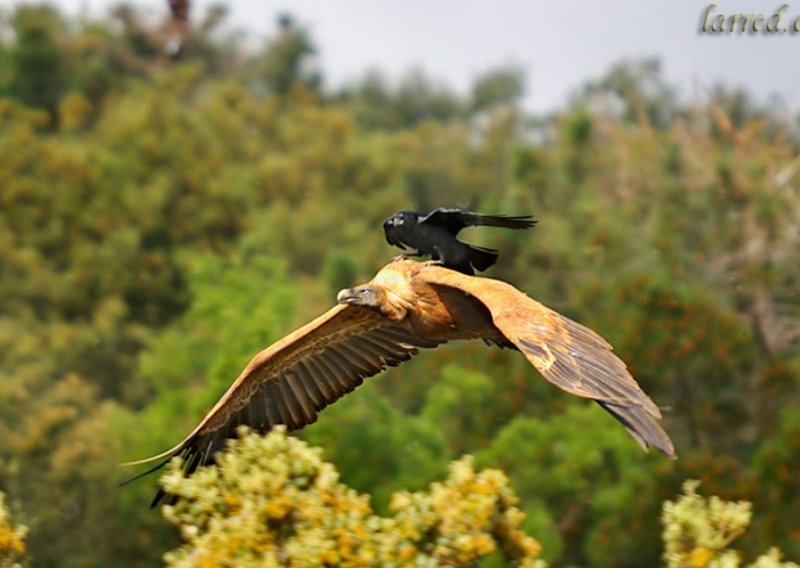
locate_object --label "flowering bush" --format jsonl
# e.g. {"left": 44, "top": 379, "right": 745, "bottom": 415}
{"left": 161, "top": 427, "right": 544, "bottom": 567}
{"left": 662, "top": 481, "right": 797, "bottom": 568}
{"left": 0, "top": 492, "right": 26, "bottom": 568}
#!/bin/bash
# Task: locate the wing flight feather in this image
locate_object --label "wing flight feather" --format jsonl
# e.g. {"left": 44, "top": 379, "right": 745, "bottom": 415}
{"left": 421, "top": 208, "right": 536, "bottom": 234}
{"left": 417, "top": 265, "right": 676, "bottom": 458}
{"left": 127, "top": 302, "right": 442, "bottom": 506}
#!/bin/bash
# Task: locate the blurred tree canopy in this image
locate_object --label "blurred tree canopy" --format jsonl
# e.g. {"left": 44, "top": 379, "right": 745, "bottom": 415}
{"left": 0, "top": 3, "right": 798, "bottom": 567}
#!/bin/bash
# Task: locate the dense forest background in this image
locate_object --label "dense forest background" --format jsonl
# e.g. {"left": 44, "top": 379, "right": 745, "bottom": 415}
{"left": 0, "top": 4, "right": 799, "bottom": 566}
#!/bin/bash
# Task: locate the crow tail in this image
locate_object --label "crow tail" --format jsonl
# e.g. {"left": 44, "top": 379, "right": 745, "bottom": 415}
{"left": 472, "top": 214, "right": 537, "bottom": 230}
{"left": 466, "top": 245, "right": 499, "bottom": 272}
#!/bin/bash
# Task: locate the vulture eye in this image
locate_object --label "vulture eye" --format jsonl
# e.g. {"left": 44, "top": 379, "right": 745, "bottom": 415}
{"left": 358, "top": 288, "right": 378, "bottom": 303}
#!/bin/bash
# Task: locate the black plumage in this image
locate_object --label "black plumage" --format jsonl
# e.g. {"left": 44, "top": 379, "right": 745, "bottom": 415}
{"left": 383, "top": 208, "right": 536, "bottom": 274}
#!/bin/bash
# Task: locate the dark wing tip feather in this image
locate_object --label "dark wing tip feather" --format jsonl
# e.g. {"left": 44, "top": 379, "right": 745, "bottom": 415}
{"left": 144, "top": 440, "right": 204, "bottom": 508}
{"left": 597, "top": 401, "right": 677, "bottom": 459}
{"left": 119, "top": 455, "right": 175, "bottom": 489}
{"left": 552, "top": 317, "right": 675, "bottom": 457}
{"left": 518, "top": 316, "right": 674, "bottom": 457}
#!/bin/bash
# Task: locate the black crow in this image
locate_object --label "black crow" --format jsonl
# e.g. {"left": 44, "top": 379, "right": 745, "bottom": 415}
{"left": 383, "top": 208, "right": 536, "bottom": 274}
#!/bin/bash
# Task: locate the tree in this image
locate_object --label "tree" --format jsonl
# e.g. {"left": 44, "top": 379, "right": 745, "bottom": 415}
{"left": 570, "top": 58, "right": 680, "bottom": 127}
{"left": 3, "top": 6, "right": 67, "bottom": 118}
{"left": 472, "top": 67, "right": 525, "bottom": 112}
{"left": 255, "top": 14, "right": 320, "bottom": 97}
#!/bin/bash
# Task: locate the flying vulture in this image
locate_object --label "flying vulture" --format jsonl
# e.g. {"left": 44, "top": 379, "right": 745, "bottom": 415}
{"left": 383, "top": 208, "right": 536, "bottom": 274}
{"left": 126, "top": 258, "right": 675, "bottom": 506}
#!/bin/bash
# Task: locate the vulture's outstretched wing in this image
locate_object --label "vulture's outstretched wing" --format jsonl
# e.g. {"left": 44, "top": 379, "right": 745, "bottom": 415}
{"left": 418, "top": 265, "right": 676, "bottom": 458}
{"left": 124, "top": 303, "right": 441, "bottom": 506}
{"left": 421, "top": 208, "right": 537, "bottom": 234}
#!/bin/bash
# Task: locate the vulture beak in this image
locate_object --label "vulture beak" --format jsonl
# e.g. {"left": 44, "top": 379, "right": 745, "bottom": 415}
{"left": 337, "top": 286, "right": 379, "bottom": 307}
{"left": 337, "top": 288, "right": 358, "bottom": 304}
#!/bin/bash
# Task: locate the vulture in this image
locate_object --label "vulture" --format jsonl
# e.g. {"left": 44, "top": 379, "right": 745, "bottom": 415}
{"left": 126, "top": 258, "right": 675, "bottom": 506}
{"left": 383, "top": 208, "right": 536, "bottom": 274}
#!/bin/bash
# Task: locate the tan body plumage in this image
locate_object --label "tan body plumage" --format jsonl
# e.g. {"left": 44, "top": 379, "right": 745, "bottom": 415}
{"left": 126, "top": 258, "right": 675, "bottom": 506}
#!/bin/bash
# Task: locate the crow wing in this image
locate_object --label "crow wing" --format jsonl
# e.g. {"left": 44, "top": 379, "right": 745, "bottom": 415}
{"left": 417, "top": 265, "right": 676, "bottom": 458}
{"left": 125, "top": 303, "right": 441, "bottom": 505}
{"left": 420, "top": 208, "right": 537, "bottom": 235}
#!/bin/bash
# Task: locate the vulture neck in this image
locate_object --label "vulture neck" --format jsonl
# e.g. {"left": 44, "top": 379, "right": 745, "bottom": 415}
{"left": 368, "top": 259, "right": 497, "bottom": 342}
{"left": 368, "top": 260, "right": 418, "bottom": 321}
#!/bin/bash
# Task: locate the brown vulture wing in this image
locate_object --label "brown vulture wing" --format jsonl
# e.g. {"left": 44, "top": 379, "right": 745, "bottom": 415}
{"left": 125, "top": 302, "right": 441, "bottom": 506}
{"left": 417, "top": 265, "right": 676, "bottom": 458}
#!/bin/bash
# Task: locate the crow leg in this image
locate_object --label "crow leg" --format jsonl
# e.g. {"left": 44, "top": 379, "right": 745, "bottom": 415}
{"left": 393, "top": 251, "right": 425, "bottom": 261}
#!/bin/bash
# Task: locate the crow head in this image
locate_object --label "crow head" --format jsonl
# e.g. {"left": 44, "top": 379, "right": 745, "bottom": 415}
{"left": 383, "top": 210, "right": 419, "bottom": 230}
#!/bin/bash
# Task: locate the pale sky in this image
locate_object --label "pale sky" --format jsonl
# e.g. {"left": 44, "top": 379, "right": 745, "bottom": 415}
{"left": 21, "top": 0, "right": 800, "bottom": 113}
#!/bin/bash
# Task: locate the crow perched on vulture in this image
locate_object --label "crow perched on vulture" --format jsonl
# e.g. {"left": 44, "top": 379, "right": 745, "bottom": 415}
{"left": 383, "top": 208, "right": 536, "bottom": 274}
{"left": 125, "top": 258, "right": 675, "bottom": 506}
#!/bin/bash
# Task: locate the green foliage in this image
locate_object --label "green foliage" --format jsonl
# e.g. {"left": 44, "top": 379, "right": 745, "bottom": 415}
{"left": 255, "top": 14, "right": 320, "bottom": 96}
{"left": 662, "top": 481, "right": 797, "bottom": 568}
{"left": 161, "top": 427, "right": 545, "bottom": 567}
{"left": 4, "top": 6, "right": 67, "bottom": 116}
{"left": 337, "top": 70, "right": 466, "bottom": 129}
{"left": 478, "top": 404, "right": 648, "bottom": 565}
{"left": 128, "top": 253, "right": 299, "bottom": 458}
{"left": 471, "top": 67, "right": 525, "bottom": 112}
{"left": 303, "top": 385, "right": 449, "bottom": 512}
{"left": 421, "top": 365, "right": 505, "bottom": 455}
{"left": 750, "top": 403, "right": 800, "bottom": 560}
{"left": 0, "top": 374, "right": 134, "bottom": 567}
{"left": 570, "top": 58, "right": 679, "bottom": 127}
{"left": 575, "top": 272, "right": 759, "bottom": 453}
